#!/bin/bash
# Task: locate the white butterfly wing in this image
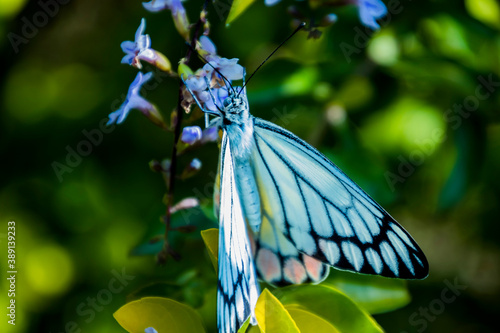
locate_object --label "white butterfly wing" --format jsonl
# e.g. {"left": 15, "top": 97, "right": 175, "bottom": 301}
{"left": 251, "top": 118, "right": 429, "bottom": 280}
{"left": 217, "top": 132, "right": 260, "bottom": 333}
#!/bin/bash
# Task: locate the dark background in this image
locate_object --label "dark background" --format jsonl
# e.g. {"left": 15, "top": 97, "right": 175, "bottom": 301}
{"left": 1, "top": 0, "right": 499, "bottom": 332}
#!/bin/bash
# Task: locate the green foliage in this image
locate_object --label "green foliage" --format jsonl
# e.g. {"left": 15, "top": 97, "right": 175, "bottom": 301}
{"left": 113, "top": 297, "right": 206, "bottom": 333}
{"left": 254, "top": 289, "right": 300, "bottom": 332}
{"left": 226, "top": 0, "right": 258, "bottom": 26}
{"left": 325, "top": 271, "right": 411, "bottom": 314}
{"left": 276, "top": 285, "right": 384, "bottom": 333}
{"left": 201, "top": 228, "right": 219, "bottom": 270}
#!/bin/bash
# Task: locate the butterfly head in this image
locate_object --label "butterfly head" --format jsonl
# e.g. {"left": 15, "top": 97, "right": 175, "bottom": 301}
{"left": 221, "top": 88, "right": 247, "bottom": 115}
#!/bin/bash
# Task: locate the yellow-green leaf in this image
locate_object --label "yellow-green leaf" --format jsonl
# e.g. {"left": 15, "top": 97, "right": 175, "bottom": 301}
{"left": 325, "top": 270, "right": 411, "bottom": 314}
{"left": 255, "top": 289, "right": 300, "bottom": 333}
{"left": 238, "top": 316, "right": 252, "bottom": 333}
{"left": 226, "top": 0, "right": 258, "bottom": 26}
{"left": 465, "top": 0, "right": 500, "bottom": 29}
{"left": 286, "top": 306, "right": 340, "bottom": 333}
{"left": 201, "top": 228, "right": 219, "bottom": 271}
{"left": 113, "top": 297, "right": 206, "bottom": 333}
{"left": 178, "top": 63, "right": 193, "bottom": 78}
{"left": 276, "top": 285, "right": 384, "bottom": 333}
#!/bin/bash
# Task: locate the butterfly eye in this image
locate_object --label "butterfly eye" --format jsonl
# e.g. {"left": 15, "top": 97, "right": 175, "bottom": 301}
{"left": 223, "top": 98, "right": 232, "bottom": 108}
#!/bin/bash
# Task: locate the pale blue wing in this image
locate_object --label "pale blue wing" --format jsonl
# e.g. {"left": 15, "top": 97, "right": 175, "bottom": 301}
{"left": 251, "top": 118, "right": 429, "bottom": 280}
{"left": 217, "top": 132, "right": 260, "bottom": 333}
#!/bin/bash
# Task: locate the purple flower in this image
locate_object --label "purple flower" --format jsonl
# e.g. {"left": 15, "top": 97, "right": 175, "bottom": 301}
{"left": 121, "top": 18, "right": 171, "bottom": 71}
{"left": 143, "top": 0, "right": 190, "bottom": 40}
{"left": 199, "top": 36, "right": 218, "bottom": 62}
{"left": 203, "top": 58, "right": 244, "bottom": 81}
{"left": 181, "top": 126, "right": 203, "bottom": 144}
{"left": 183, "top": 75, "right": 231, "bottom": 112}
{"left": 357, "top": 0, "right": 387, "bottom": 30}
{"left": 200, "top": 36, "right": 217, "bottom": 56}
{"left": 107, "top": 72, "right": 164, "bottom": 127}
{"left": 202, "top": 126, "right": 219, "bottom": 143}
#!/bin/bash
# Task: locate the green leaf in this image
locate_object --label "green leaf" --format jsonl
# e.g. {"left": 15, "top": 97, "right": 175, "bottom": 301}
{"left": 255, "top": 289, "right": 300, "bottom": 333}
{"left": 201, "top": 228, "right": 219, "bottom": 271}
{"left": 276, "top": 285, "right": 384, "bottom": 333}
{"left": 465, "top": 0, "right": 500, "bottom": 29}
{"left": 113, "top": 297, "right": 206, "bottom": 333}
{"left": 285, "top": 306, "right": 340, "bottom": 333}
{"left": 238, "top": 316, "right": 252, "bottom": 333}
{"left": 178, "top": 63, "right": 193, "bottom": 77}
{"left": 226, "top": 0, "right": 257, "bottom": 26}
{"left": 325, "top": 270, "right": 411, "bottom": 314}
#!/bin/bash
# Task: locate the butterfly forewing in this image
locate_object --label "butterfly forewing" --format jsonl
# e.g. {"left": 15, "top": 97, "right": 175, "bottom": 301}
{"left": 217, "top": 133, "right": 260, "bottom": 333}
{"left": 250, "top": 118, "right": 429, "bottom": 280}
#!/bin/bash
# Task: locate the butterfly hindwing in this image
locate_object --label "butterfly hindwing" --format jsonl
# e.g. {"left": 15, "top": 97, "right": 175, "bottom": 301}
{"left": 251, "top": 152, "right": 330, "bottom": 286}
{"left": 250, "top": 117, "right": 429, "bottom": 280}
{"left": 217, "top": 133, "right": 260, "bottom": 333}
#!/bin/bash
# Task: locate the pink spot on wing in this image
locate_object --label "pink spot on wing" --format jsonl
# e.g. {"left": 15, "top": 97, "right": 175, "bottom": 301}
{"left": 303, "top": 255, "right": 327, "bottom": 282}
{"left": 256, "top": 248, "right": 281, "bottom": 282}
{"left": 283, "top": 258, "right": 307, "bottom": 284}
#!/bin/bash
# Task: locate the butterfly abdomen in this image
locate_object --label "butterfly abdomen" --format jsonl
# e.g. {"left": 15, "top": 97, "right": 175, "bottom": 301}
{"left": 233, "top": 160, "right": 261, "bottom": 233}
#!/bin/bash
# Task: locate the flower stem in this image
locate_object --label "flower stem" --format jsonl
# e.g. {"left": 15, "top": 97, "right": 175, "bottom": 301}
{"left": 158, "top": 0, "right": 210, "bottom": 265}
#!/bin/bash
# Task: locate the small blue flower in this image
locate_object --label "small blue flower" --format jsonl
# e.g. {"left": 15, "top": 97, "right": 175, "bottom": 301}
{"left": 264, "top": 0, "right": 281, "bottom": 6}
{"left": 203, "top": 58, "right": 244, "bottom": 81}
{"left": 200, "top": 36, "right": 217, "bottom": 56}
{"left": 202, "top": 126, "right": 219, "bottom": 143}
{"left": 143, "top": 0, "right": 183, "bottom": 13}
{"left": 184, "top": 75, "right": 231, "bottom": 112}
{"left": 357, "top": 0, "right": 387, "bottom": 30}
{"left": 190, "top": 158, "right": 202, "bottom": 170}
{"left": 144, "top": 328, "right": 158, "bottom": 333}
{"left": 121, "top": 18, "right": 171, "bottom": 71}
{"left": 181, "top": 126, "right": 203, "bottom": 144}
{"left": 107, "top": 72, "right": 160, "bottom": 125}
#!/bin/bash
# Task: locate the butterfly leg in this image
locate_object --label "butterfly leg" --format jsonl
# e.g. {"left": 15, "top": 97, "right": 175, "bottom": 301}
{"left": 181, "top": 74, "right": 221, "bottom": 125}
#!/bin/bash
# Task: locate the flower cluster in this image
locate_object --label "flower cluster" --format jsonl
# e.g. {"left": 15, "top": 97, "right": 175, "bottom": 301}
{"left": 108, "top": 18, "right": 170, "bottom": 128}
{"left": 180, "top": 36, "right": 244, "bottom": 114}
{"left": 107, "top": 0, "right": 244, "bottom": 195}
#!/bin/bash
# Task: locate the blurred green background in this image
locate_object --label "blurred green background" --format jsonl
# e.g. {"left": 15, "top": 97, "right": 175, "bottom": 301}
{"left": 1, "top": 0, "right": 499, "bottom": 332}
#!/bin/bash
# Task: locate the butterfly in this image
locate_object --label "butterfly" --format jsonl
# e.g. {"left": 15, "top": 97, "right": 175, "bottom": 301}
{"left": 183, "top": 64, "right": 429, "bottom": 333}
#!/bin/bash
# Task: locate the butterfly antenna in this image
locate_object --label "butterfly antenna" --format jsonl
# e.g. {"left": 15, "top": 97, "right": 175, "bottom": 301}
{"left": 238, "top": 22, "right": 306, "bottom": 96}
{"left": 184, "top": 42, "right": 236, "bottom": 94}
